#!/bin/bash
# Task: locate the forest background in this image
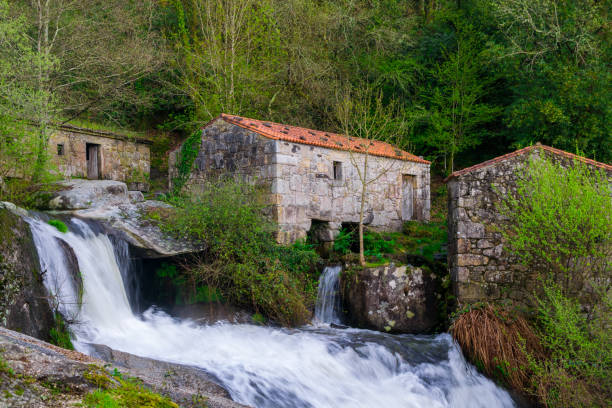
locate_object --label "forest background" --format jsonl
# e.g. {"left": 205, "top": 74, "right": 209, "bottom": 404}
{"left": 0, "top": 0, "right": 610, "bottom": 179}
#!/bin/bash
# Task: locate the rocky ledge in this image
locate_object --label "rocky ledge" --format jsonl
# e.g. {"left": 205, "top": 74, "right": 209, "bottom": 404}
{"left": 46, "top": 180, "right": 201, "bottom": 258}
{"left": 0, "top": 326, "right": 248, "bottom": 408}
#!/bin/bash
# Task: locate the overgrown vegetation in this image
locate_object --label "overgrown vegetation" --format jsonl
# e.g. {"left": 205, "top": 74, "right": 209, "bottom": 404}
{"left": 151, "top": 179, "right": 321, "bottom": 326}
{"left": 453, "top": 157, "right": 612, "bottom": 407}
{"left": 49, "top": 313, "right": 74, "bottom": 350}
{"left": 170, "top": 130, "right": 202, "bottom": 195}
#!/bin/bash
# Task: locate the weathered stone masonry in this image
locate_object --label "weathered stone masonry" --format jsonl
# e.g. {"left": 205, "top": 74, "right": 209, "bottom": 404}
{"left": 170, "top": 114, "right": 431, "bottom": 244}
{"left": 446, "top": 145, "right": 612, "bottom": 307}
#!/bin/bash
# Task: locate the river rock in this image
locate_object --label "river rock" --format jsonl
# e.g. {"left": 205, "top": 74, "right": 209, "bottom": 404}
{"left": 48, "top": 179, "right": 131, "bottom": 210}
{"left": 0, "top": 327, "right": 249, "bottom": 408}
{"left": 341, "top": 263, "right": 440, "bottom": 333}
{"left": 0, "top": 203, "right": 55, "bottom": 341}
{"left": 89, "top": 344, "right": 248, "bottom": 408}
{"left": 73, "top": 200, "right": 203, "bottom": 258}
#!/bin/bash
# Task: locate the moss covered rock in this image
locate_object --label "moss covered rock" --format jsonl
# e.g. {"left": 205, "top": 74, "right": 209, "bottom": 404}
{"left": 0, "top": 203, "right": 54, "bottom": 341}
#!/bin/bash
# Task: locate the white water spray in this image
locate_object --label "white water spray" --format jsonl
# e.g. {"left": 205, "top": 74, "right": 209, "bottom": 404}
{"left": 28, "top": 216, "right": 517, "bottom": 408}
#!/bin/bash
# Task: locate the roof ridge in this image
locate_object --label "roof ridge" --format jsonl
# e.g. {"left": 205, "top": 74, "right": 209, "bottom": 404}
{"left": 218, "top": 113, "right": 430, "bottom": 164}
{"left": 444, "top": 144, "right": 612, "bottom": 182}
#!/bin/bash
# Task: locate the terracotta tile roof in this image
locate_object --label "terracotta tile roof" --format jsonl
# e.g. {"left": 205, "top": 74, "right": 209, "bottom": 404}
{"left": 212, "top": 113, "right": 430, "bottom": 164}
{"left": 444, "top": 143, "right": 612, "bottom": 182}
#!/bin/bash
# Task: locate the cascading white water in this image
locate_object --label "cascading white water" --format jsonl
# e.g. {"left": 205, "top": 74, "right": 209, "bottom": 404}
{"left": 314, "top": 265, "right": 343, "bottom": 324}
{"left": 28, "top": 215, "right": 518, "bottom": 408}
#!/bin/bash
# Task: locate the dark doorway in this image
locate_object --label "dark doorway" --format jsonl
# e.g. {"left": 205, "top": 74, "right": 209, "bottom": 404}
{"left": 86, "top": 143, "right": 100, "bottom": 179}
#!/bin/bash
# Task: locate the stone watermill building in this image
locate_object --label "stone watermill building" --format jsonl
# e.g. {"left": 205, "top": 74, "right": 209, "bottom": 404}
{"left": 48, "top": 124, "right": 151, "bottom": 190}
{"left": 445, "top": 144, "right": 612, "bottom": 307}
{"left": 170, "top": 114, "right": 431, "bottom": 244}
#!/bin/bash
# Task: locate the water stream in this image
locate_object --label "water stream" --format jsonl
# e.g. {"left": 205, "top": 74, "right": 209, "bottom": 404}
{"left": 27, "top": 215, "right": 518, "bottom": 408}
{"left": 314, "top": 265, "right": 343, "bottom": 324}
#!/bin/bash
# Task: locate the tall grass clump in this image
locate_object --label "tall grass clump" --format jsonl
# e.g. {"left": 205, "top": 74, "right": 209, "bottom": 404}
{"left": 156, "top": 179, "right": 320, "bottom": 326}
{"left": 450, "top": 304, "right": 543, "bottom": 390}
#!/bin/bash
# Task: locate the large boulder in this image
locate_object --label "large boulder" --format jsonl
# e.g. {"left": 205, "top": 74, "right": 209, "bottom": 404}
{"left": 48, "top": 179, "right": 133, "bottom": 210}
{"left": 0, "top": 203, "right": 55, "bottom": 341}
{"left": 341, "top": 263, "right": 440, "bottom": 333}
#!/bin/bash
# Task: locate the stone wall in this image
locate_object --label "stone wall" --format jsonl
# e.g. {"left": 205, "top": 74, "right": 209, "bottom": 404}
{"left": 49, "top": 126, "right": 151, "bottom": 190}
{"left": 170, "top": 119, "right": 430, "bottom": 244}
{"left": 272, "top": 138, "right": 430, "bottom": 243}
{"left": 168, "top": 118, "right": 276, "bottom": 192}
{"left": 447, "top": 149, "right": 612, "bottom": 307}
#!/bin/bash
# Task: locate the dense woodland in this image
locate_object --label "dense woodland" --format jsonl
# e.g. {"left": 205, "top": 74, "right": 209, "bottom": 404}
{"left": 0, "top": 0, "right": 610, "bottom": 180}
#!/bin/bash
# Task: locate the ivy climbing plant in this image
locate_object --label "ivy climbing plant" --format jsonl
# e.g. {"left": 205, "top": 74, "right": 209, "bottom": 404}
{"left": 171, "top": 130, "right": 201, "bottom": 195}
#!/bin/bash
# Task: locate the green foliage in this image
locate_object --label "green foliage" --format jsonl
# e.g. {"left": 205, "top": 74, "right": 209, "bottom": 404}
{"left": 171, "top": 130, "right": 201, "bottom": 195}
{"left": 49, "top": 313, "right": 73, "bottom": 350}
{"left": 83, "top": 366, "right": 180, "bottom": 408}
{"left": 47, "top": 219, "right": 68, "bottom": 233}
{"left": 526, "top": 284, "right": 612, "bottom": 407}
{"left": 332, "top": 228, "right": 353, "bottom": 255}
{"left": 498, "top": 156, "right": 611, "bottom": 299}
{"left": 158, "top": 179, "right": 320, "bottom": 326}
{"left": 363, "top": 230, "right": 396, "bottom": 260}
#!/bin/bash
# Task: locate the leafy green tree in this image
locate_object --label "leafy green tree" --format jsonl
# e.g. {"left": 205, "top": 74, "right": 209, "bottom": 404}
{"left": 409, "top": 17, "right": 501, "bottom": 173}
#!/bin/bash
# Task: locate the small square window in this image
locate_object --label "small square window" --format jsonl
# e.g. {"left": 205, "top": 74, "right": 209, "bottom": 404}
{"left": 333, "top": 161, "right": 342, "bottom": 180}
{"left": 57, "top": 144, "right": 64, "bottom": 156}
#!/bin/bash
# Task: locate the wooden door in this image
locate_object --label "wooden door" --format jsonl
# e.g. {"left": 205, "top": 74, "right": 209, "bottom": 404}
{"left": 86, "top": 143, "right": 100, "bottom": 179}
{"left": 402, "top": 175, "right": 416, "bottom": 220}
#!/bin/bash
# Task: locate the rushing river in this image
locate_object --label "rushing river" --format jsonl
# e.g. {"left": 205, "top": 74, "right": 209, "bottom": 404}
{"left": 27, "top": 215, "right": 518, "bottom": 408}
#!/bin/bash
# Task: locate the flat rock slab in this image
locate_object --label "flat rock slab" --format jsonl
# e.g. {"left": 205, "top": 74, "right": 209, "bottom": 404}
{"left": 73, "top": 200, "right": 202, "bottom": 258}
{"left": 0, "top": 327, "right": 248, "bottom": 408}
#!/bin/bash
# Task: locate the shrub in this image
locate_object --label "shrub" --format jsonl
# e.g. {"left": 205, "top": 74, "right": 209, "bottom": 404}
{"left": 497, "top": 155, "right": 611, "bottom": 302}
{"left": 527, "top": 284, "right": 612, "bottom": 407}
{"left": 158, "top": 179, "right": 320, "bottom": 326}
{"left": 48, "top": 219, "right": 68, "bottom": 233}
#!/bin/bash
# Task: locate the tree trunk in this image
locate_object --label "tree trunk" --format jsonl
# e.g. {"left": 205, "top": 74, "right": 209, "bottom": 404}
{"left": 358, "top": 173, "right": 367, "bottom": 266}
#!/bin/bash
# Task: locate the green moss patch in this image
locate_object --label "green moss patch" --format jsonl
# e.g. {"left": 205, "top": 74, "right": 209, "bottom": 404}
{"left": 83, "top": 366, "right": 181, "bottom": 408}
{"left": 48, "top": 219, "right": 68, "bottom": 233}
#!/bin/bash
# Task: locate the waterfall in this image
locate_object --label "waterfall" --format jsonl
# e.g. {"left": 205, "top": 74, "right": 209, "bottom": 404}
{"left": 26, "top": 215, "right": 519, "bottom": 408}
{"left": 314, "top": 265, "right": 343, "bottom": 324}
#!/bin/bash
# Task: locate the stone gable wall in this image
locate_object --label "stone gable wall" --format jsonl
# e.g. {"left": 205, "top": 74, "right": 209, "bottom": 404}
{"left": 49, "top": 129, "right": 150, "bottom": 190}
{"left": 447, "top": 150, "right": 612, "bottom": 307}
{"left": 168, "top": 118, "right": 276, "bottom": 192}
{"left": 170, "top": 120, "right": 431, "bottom": 244}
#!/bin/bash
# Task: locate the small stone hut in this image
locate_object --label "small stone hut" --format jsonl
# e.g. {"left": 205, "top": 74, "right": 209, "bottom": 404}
{"left": 49, "top": 124, "right": 151, "bottom": 190}
{"left": 445, "top": 144, "right": 612, "bottom": 307}
{"left": 170, "top": 114, "right": 431, "bottom": 244}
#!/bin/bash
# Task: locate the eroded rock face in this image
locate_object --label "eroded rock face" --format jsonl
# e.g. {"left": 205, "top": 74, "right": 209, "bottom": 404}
{"left": 341, "top": 263, "right": 440, "bottom": 333}
{"left": 0, "top": 203, "right": 55, "bottom": 341}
